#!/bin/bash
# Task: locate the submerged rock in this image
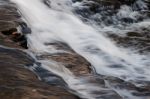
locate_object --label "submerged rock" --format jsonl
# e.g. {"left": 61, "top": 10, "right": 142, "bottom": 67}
{"left": 109, "top": 32, "right": 150, "bottom": 54}
{"left": 45, "top": 52, "right": 92, "bottom": 76}
{"left": 38, "top": 42, "right": 93, "bottom": 76}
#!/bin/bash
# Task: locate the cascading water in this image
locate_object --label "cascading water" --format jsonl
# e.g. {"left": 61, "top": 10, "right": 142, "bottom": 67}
{"left": 10, "top": 0, "right": 150, "bottom": 99}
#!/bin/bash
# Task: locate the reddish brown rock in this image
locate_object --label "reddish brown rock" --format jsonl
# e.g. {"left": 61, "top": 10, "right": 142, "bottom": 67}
{"left": 48, "top": 53, "right": 92, "bottom": 76}
{"left": 0, "top": 47, "right": 79, "bottom": 99}
{"left": 39, "top": 42, "right": 93, "bottom": 76}
{"left": 0, "top": 32, "right": 24, "bottom": 48}
{"left": 0, "top": 2, "right": 21, "bottom": 31}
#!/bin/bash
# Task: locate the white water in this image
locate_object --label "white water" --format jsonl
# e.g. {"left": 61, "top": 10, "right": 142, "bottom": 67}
{"left": 11, "top": 0, "right": 150, "bottom": 98}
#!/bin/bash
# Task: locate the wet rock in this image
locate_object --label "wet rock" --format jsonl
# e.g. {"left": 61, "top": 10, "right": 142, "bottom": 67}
{"left": 0, "top": 21, "right": 17, "bottom": 32}
{"left": 1, "top": 1, "right": 150, "bottom": 99}
{"left": 127, "top": 32, "right": 143, "bottom": 37}
{"left": 0, "top": 2, "right": 79, "bottom": 98}
{"left": 39, "top": 42, "right": 93, "bottom": 76}
{"left": 73, "top": 0, "right": 149, "bottom": 26}
{"left": 0, "top": 47, "right": 79, "bottom": 99}
{"left": 1, "top": 28, "right": 17, "bottom": 35}
{"left": 43, "top": 0, "right": 51, "bottom": 8}
{"left": 48, "top": 53, "right": 92, "bottom": 76}
{"left": 101, "top": 75, "right": 150, "bottom": 98}
{"left": 117, "top": 0, "right": 136, "bottom": 5}
{"left": 108, "top": 32, "right": 150, "bottom": 53}
{"left": 0, "top": 1, "right": 28, "bottom": 49}
{"left": 0, "top": 2, "right": 21, "bottom": 31}
{"left": 73, "top": 0, "right": 120, "bottom": 24}
{"left": 19, "top": 22, "right": 32, "bottom": 34}
{"left": 11, "top": 33, "right": 28, "bottom": 49}
{"left": 73, "top": 75, "right": 122, "bottom": 99}
{"left": 0, "top": 30, "right": 28, "bottom": 49}
{"left": 0, "top": 32, "right": 23, "bottom": 49}
{"left": 37, "top": 41, "right": 149, "bottom": 98}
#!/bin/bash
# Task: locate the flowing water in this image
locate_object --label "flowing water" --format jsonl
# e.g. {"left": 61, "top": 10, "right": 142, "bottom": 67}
{"left": 10, "top": 0, "right": 150, "bottom": 99}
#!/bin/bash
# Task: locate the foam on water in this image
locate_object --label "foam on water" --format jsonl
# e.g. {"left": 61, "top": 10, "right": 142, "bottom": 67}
{"left": 11, "top": 0, "right": 150, "bottom": 98}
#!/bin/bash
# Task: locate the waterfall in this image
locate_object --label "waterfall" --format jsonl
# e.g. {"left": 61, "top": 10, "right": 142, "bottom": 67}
{"left": 10, "top": 0, "right": 150, "bottom": 98}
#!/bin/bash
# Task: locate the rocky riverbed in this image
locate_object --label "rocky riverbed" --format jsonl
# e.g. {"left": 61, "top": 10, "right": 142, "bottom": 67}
{"left": 1, "top": 0, "right": 150, "bottom": 99}
{"left": 0, "top": 1, "right": 80, "bottom": 99}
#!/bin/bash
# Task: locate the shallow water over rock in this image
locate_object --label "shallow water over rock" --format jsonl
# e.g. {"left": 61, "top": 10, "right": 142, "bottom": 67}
{"left": 0, "top": 0, "right": 150, "bottom": 99}
{"left": 0, "top": 47, "right": 80, "bottom": 99}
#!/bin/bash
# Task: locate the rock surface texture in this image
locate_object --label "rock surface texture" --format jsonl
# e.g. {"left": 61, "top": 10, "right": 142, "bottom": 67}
{"left": 0, "top": 1, "right": 79, "bottom": 99}
{"left": 1, "top": 0, "right": 150, "bottom": 99}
